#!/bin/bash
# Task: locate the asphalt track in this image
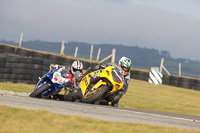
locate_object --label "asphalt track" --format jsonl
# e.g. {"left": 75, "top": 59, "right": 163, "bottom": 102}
{"left": 0, "top": 95, "right": 200, "bottom": 130}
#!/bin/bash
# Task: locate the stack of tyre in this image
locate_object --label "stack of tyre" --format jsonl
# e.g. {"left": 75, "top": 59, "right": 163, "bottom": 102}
{"left": 165, "top": 75, "right": 200, "bottom": 90}
{"left": 0, "top": 44, "right": 95, "bottom": 84}
{"left": 0, "top": 44, "right": 50, "bottom": 84}
{"left": 194, "top": 79, "right": 200, "bottom": 91}
{"left": 130, "top": 70, "right": 149, "bottom": 81}
{"left": 0, "top": 53, "right": 51, "bottom": 84}
{"left": 162, "top": 74, "right": 170, "bottom": 85}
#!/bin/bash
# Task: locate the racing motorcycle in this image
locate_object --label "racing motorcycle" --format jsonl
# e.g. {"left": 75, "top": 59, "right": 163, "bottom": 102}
{"left": 64, "top": 64, "right": 124, "bottom": 104}
{"left": 29, "top": 68, "right": 70, "bottom": 98}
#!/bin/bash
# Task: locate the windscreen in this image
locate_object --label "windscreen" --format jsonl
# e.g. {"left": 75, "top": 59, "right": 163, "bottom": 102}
{"left": 112, "top": 66, "right": 124, "bottom": 83}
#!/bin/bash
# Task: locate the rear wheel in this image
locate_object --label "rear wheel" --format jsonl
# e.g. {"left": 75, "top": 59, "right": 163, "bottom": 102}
{"left": 29, "top": 84, "right": 49, "bottom": 98}
{"left": 82, "top": 85, "right": 108, "bottom": 104}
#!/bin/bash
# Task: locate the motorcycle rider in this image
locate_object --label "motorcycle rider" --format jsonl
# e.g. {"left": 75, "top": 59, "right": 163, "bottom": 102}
{"left": 50, "top": 60, "right": 84, "bottom": 99}
{"left": 75, "top": 56, "right": 132, "bottom": 107}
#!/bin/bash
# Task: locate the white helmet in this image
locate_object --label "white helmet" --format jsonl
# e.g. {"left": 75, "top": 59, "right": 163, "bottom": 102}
{"left": 71, "top": 60, "right": 83, "bottom": 75}
{"left": 118, "top": 56, "right": 132, "bottom": 75}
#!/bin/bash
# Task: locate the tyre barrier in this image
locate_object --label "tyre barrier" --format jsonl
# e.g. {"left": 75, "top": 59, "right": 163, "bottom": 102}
{"left": 0, "top": 56, "right": 6, "bottom": 62}
{"left": 162, "top": 74, "right": 170, "bottom": 85}
{"left": 46, "top": 54, "right": 62, "bottom": 64}
{"left": 0, "top": 53, "right": 44, "bottom": 84}
{"left": 130, "top": 70, "right": 135, "bottom": 79}
{"left": 178, "top": 77, "right": 193, "bottom": 89}
{"left": 61, "top": 57, "right": 74, "bottom": 66}
{"left": 169, "top": 76, "right": 179, "bottom": 87}
{"left": 194, "top": 80, "right": 200, "bottom": 91}
{"left": 43, "top": 60, "right": 51, "bottom": 66}
{"left": 0, "top": 45, "right": 15, "bottom": 54}
{"left": 31, "top": 58, "right": 44, "bottom": 65}
{"left": 90, "top": 62, "right": 100, "bottom": 69}
{"left": 133, "top": 70, "right": 149, "bottom": 81}
{"left": 82, "top": 61, "right": 91, "bottom": 70}
{"left": 31, "top": 51, "right": 47, "bottom": 59}
{"left": 16, "top": 48, "right": 31, "bottom": 57}
{"left": 1, "top": 43, "right": 200, "bottom": 90}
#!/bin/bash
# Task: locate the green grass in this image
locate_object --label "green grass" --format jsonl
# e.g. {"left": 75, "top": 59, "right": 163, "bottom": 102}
{"left": 0, "top": 82, "right": 34, "bottom": 93}
{"left": 0, "top": 79, "right": 200, "bottom": 116}
{"left": 120, "top": 79, "right": 200, "bottom": 116}
{"left": 0, "top": 105, "right": 199, "bottom": 133}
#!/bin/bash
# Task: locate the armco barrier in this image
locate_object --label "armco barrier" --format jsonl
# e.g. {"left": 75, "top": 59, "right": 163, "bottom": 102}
{"left": 0, "top": 43, "right": 200, "bottom": 91}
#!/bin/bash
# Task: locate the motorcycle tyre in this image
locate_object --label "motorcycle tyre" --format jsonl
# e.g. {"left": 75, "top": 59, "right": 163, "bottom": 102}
{"left": 82, "top": 85, "right": 108, "bottom": 104}
{"left": 29, "top": 84, "right": 49, "bottom": 98}
{"left": 63, "top": 91, "right": 75, "bottom": 102}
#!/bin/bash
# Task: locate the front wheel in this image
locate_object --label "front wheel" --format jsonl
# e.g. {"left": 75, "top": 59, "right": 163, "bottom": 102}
{"left": 29, "top": 84, "right": 49, "bottom": 98}
{"left": 82, "top": 85, "right": 108, "bottom": 104}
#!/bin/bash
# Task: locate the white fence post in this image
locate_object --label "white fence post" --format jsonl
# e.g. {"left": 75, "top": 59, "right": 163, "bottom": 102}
{"left": 100, "top": 48, "right": 116, "bottom": 63}
{"left": 19, "top": 32, "right": 23, "bottom": 48}
{"left": 100, "top": 54, "right": 112, "bottom": 63}
{"left": 60, "top": 40, "right": 65, "bottom": 55}
{"left": 159, "top": 58, "right": 164, "bottom": 73}
{"left": 159, "top": 58, "right": 171, "bottom": 75}
{"left": 90, "top": 44, "right": 93, "bottom": 60}
{"left": 96, "top": 48, "right": 101, "bottom": 61}
{"left": 111, "top": 48, "right": 116, "bottom": 63}
{"left": 74, "top": 47, "right": 78, "bottom": 57}
{"left": 179, "top": 63, "right": 181, "bottom": 76}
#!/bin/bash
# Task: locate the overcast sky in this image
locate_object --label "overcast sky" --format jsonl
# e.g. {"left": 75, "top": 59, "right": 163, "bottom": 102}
{"left": 0, "top": 0, "right": 200, "bottom": 60}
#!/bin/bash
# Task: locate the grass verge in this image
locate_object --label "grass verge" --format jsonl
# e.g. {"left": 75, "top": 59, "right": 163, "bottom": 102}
{"left": 0, "top": 104, "right": 199, "bottom": 133}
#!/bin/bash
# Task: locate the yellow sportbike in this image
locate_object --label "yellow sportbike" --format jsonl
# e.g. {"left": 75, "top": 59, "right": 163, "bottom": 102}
{"left": 64, "top": 64, "right": 124, "bottom": 104}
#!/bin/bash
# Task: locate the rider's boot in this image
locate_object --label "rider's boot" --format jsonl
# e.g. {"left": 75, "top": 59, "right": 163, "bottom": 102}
{"left": 111, "top": 100, "right": 119, "bottom": 107}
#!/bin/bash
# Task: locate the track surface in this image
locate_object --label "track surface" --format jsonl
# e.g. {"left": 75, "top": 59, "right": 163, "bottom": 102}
{"left": 0, "top": 95, "right": 200, "bottom": 130}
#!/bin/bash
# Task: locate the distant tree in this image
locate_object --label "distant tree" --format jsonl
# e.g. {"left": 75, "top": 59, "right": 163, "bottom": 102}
{"left": 160, "top": 50, "right": 171, "bottom": 59}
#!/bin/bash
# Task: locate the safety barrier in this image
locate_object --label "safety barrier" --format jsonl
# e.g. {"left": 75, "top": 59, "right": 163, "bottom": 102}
{"left": 0, "top": 43, "right": 199, "bottom": 90}
{"left": 148, "top": 69, "right": 163, "bottom": 84}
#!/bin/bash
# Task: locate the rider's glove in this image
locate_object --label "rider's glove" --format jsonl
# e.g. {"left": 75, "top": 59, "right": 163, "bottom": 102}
{"left": 50, "top": 64, "right": 59, "bottom": 70}
{"left": 100, "top": 63, "right": 107, "bottom": 69}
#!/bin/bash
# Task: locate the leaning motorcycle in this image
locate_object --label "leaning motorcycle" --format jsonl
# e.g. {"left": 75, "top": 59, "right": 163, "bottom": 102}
{"left": 29, "top": 68, "right": 69, "bottom": 98}
{"left": 64, "top": 64, "right": 124, "bottom": 104}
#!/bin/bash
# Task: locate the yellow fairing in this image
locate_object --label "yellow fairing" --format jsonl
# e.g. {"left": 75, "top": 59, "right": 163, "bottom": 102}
{"left": 93, "top": 80, "right": 107, "bottom": 89}
{"left": 79, "top": 66, "right": 124, "bottom": 96}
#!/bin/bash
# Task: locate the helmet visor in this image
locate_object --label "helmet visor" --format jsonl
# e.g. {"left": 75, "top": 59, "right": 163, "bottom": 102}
{"left": 122, "top": 66, "right": 130, "bottom": 72}
{"left": 73, "top": 67, "right": 82, "bottom": 72}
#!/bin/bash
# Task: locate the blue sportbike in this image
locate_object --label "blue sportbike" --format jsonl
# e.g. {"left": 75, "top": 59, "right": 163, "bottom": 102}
{"left": 29, "top": 68, "right": 70, "bottom": 98}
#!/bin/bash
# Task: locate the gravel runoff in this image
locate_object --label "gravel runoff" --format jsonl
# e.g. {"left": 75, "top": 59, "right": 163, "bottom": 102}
{"left": 0, "top": 90, "right": 200, "bottom": 130}
{"left": 0, "top": 89, "right": 30, "bottom": 97}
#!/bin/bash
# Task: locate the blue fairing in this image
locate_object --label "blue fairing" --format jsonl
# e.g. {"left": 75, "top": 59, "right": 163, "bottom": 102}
{"left": 34, "top": 69, "right": 67, "bottom": 97}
